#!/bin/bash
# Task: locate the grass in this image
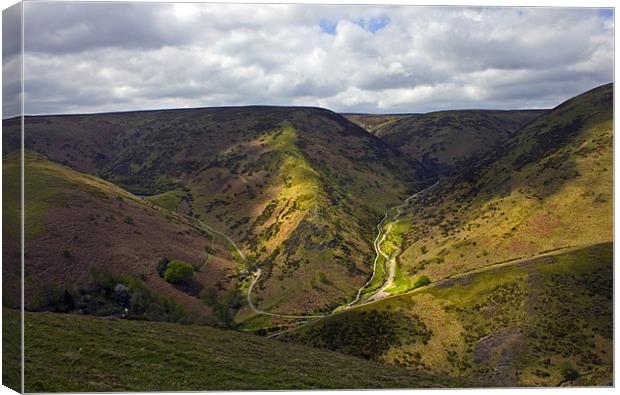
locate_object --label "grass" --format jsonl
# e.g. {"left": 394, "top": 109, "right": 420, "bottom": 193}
{"left": 372, "top": 110, "right": 545, "bottom": 174}
{"left": 382, "top": 218, "right": 409, "bottom": 256}
{"left": 5, "top": 150, "right": 147, "bottom": 241}
{"left": 16, "top": 309, "right": 471, "bottom": 391}
{"left": 358, "top": 254, "right": 387, "bottom": 298}
{"left": 11, "top": 105, "right": 429, "bottom": 319}
{"left": 393, "top": 83, "right": 612, "bottom": 294}
{"left": 144, "top": 189, "right": 189, "bottom": 211}
{"left": 283, "top": 243, "right": 613, "bottom": 387}
{"left": 3, "top": 307, "right": 21, "bottom": 392}
{"left": 226, "top": 244, "right": 244, "bottom": 265}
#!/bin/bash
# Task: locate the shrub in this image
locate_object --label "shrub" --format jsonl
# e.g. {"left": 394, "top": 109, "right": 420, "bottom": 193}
{"left": 156, "top": 258, "right": 170, "bottom": 278}
{"left": 62, "top": 290, "right": 76, "bottom": 312}
{"left": 164, "top": 260, "right": 195, "bottom": 284}
{"left": 30, "top": 286, "right": 75, "bottom": 313}
{"left": 413, "top": 275, "right": 431, "bottom": 289}
{"left": 213, "top": 303, "right": 234, "bottom": 328}
{"left": 561, "top": 362, "right": 579, "bottom": 381}
{"left": 123, "top": 216, "right": 134, "bottom": 225}
{"left": 84, "top": 271, "right": 191, "bottom": 323}
{"left": 200, "top": 287, "right": 218, "bottom": 306}
{"left": 420, "top": 245, "right": 428, "bottom": 254}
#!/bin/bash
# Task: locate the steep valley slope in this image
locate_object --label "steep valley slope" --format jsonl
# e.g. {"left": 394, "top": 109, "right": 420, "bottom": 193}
{"left": 3, "top": 150, "right": 240, "bottom": 324}
{"left": 282, "top": 243, "right": 613, "bottom": 387}
{"left": 347, "top": 110, "right": 545, "bottom": 174}
{"left": 384, "top": 83, "right": 612, "bottom": 294}
{"left": 2, "top": 83, "right": 612, "bottom": 389}
{"left": 280, "top": 83, "right": 613, "bottom": 386}
{"left": 3, "top": 107, "right": 433, "bottom": 324}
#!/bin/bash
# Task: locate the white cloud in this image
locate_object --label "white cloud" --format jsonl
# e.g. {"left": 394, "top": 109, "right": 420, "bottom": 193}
{"left": 7, "top": 3, "right": 613, "bottom": 117}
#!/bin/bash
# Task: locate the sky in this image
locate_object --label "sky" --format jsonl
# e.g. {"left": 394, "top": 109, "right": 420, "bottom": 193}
{"left": 1, "top": 3, "right": 615, "bottom": 117}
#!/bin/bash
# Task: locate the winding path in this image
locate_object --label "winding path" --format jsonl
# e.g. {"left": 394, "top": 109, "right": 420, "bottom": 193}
{"left": 187, "top": 179, "right": 441, "bottom": 323}
{"left": 346, "top": 179, "right": 441, "bottom": 307}
{"left": 246, "top": 269, "right": 327, "bottom": 319}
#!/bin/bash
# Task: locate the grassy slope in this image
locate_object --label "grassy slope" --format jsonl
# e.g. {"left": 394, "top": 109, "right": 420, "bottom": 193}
{"left": 3, "top": 151, "right": 238, "bottom": 320}
{"left": 392, "top": 83, "right": 612, "bottom": 290}
{"left": 282, "top": 243, "right": 613, "bottom": 387}
{"left": 343, "top": 114, "right": 415, "bottom": 134}
{"left": 10, "top": 308, "right": 471, "bottom": 391}
{"left": 4, "top": 107, "right": 432, "bottom": 319}
{"left": 366, "top": 110, "right": 545, "bottom": 174}
{"left": 2, "top": 306, "right": 21, "bottom": 392}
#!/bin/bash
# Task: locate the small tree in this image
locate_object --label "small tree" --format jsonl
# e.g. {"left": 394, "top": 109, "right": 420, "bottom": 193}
{"left": 157, "top": 258, "right": 170, "bottom": 278}
{"left": 561, "top": 362, "right": 579, "bottom": 382}
{"left": 164, "top": 260, "right": 195, "bottom": 284}
{"left": 62, "top": 290, "right": 75, "bottom": 312}
{"left": 413, "top": 275, "right": 431, "bottom": 289}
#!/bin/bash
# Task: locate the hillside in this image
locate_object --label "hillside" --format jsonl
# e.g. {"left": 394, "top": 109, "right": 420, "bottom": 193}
{"left": 3, "top": 107, "right": 433, "bottom": 322}
{"left": 281, "top": 243, "right": 613, "bottom": 387}
{"left": 4, "top": 308, "right": 472, "bottom": 391}
{"left": 352, "top": 110, "right": 545, "bottom": 174}
{"left": 343, "top": 113, "right": 415, "bottom": 134}
{"left": 382, "top": 83, "right": 612, "bottom": 292}
{"left": 3, "top": 150, "right": 241, "bottom": 324}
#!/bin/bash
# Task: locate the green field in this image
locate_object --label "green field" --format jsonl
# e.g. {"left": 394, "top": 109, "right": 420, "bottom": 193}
{"left": 13, "top": 309, "right": 471, "bottom": 392}
{"left": 282, "top": 243, "right": 613, "bottom": 387}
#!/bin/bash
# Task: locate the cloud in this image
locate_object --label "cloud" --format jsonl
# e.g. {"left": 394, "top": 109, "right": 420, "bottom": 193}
{"left": 3, "top": 3, "right": 22, "bottom": 118}
{"left": 4, "top": 3, "right": 613, "bottom": 117}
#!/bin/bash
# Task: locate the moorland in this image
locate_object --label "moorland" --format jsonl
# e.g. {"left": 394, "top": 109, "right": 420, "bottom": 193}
{"left": 2, "top": 83, "right": 613, "bottom": 390}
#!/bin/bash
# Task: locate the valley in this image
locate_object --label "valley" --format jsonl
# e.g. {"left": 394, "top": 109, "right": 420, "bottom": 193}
{"left": 2, "top": 83, "right": 613, "bottom": 390}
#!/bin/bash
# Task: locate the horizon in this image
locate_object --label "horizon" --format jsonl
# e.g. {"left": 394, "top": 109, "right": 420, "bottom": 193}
{"left": 2, "top": 81, "right": 611, "bottom": 120}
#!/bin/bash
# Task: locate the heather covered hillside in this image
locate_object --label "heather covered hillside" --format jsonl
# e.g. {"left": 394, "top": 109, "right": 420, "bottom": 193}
{"left": 4, "top": 107, "right": 433, "bottom": 321}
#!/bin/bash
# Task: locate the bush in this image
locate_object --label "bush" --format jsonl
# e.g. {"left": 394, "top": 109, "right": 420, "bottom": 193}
{"left": 82, "top": 271, "right": 191, "bottom": 323}
{"left": 30, "top": 285, "right": 75, "bottom": 313}
{"left": 200, "top": 287, "right": 218, "bottom": 306}
{"left": 213, "top": 303, "right": 234, "bottom": 328}
{"left": 156, "top": 258, "right": 170, "bottom": 278}
{"left": 413, "top": 275, "right": 431, "bottom": 289}
{"left": 561, "top": 362, "right": 579, "bottom": 381}
{"left": 164, "top": 260, "right": 195, "bottom": 284}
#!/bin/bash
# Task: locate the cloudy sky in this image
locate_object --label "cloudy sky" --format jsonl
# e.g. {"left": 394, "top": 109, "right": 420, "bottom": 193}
{"left": 2, "top": 3, "right": 614, "bottom": 117}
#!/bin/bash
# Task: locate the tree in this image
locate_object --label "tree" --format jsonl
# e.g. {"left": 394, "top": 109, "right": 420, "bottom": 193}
{"left": 156, "top": 258, "right": 170, "bottom": 278}
{"left": 163, "top": 260, "right": 195, "bottom": 284}
{"left": 62, "top": 290, "right": 75, "bottom": 312}
{"left": 413, "top": 275, "right": 431, "bottom": 289}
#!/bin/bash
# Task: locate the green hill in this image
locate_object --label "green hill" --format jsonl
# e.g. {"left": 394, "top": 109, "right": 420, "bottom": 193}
{"left": 384, "top": 84, "right": 612, "bottom": 292}
{"left": 4, "top": 308, "right": 471, "bottom": 392}
{"left": 352, "top": 110, "right": 545, "bottom": 174}
{"left": 343, "top": 113, "right": 415, "bottom": 134}
{"left": 281, "top": 243, "right": 613, "bottom": 387}
{"left": 3, "top": 150, "right": 243, "bottom": 324}
{"left": 3, "top": 107, "right": 432, "bottom": 322}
